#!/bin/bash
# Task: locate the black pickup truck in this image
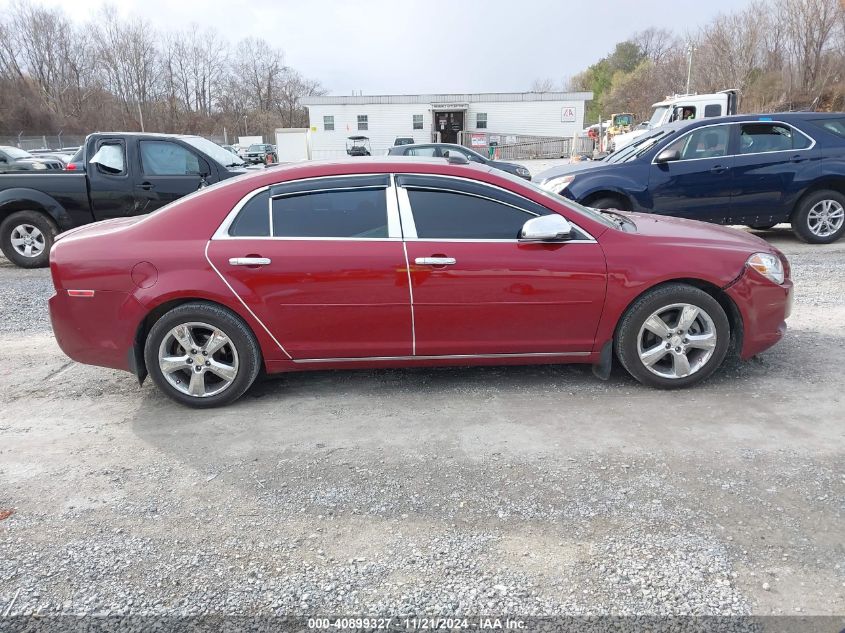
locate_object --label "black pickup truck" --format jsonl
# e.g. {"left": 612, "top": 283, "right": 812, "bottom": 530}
{"left": 0, "top": 132, "right": 249, "bottom": 267}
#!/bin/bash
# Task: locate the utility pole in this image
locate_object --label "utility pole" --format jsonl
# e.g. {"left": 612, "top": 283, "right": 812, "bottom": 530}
{"left": 137, "top": 103, "right": 145, "bottom": 132}
{"left": 685, "top": 42, "right": 696, "bottom": 94}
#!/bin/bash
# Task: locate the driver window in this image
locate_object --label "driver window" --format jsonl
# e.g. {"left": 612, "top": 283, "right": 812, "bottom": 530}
{"left": 89, "top": 142, "right": 126, "bottom": 175}
{"left": 140, "top": 141, "right": 202, "bottom": 176}
{"left": 663, "top": 125, "right": 730, "bottom": 160}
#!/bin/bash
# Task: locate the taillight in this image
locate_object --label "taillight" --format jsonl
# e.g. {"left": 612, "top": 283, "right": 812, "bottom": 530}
{"left": 65, "top": 163, "right": 77, "bottom": 171}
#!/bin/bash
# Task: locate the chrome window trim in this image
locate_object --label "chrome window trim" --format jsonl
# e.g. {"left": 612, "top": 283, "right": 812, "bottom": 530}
{"left": 212, "top": 175, "right": 401, "bottom": 241}
{"left": 213, "top": 186, "right": 270, "bottom": 240}
{"left": 650, "top": 120, "right": 817, "bottom": 165}
{"left": 212, "top": 172, "right": 597, "bottom": 243}
{"left": 395, "top": 173, "right": 597, "bottom": 243}
{"left": 292, "top": 351, "right": 590, "bottom": 364}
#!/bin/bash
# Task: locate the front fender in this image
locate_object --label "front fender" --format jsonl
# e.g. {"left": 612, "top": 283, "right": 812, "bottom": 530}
{"left": 567, "top": 171, "right": 650, "bottom": 211}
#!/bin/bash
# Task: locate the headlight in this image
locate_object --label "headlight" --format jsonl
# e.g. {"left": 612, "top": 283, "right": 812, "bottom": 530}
{"left": 32, "top": 162, "right": 47, "bottom": 170}
{"left": 516, "top": 166, "right": 530, "bottom": 177}
{"left": 747, "top": 252, "right": 784, "bottom": 284}
{"left": 539, "top": 174, "right": 576, "bottom": 193}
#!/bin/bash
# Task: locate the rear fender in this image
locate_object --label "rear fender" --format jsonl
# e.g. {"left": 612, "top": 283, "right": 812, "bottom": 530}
{"left": 0, "top": 188, "right": 71, "bottom": 230}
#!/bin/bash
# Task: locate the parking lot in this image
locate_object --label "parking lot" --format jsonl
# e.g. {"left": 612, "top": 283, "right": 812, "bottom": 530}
{"left": 0, "top": 224, "right": 843, "bottom": 618}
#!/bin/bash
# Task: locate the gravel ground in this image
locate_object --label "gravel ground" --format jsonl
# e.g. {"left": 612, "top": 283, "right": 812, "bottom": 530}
{"left": 0, "top": 218, "right": 844, "bottom": 622}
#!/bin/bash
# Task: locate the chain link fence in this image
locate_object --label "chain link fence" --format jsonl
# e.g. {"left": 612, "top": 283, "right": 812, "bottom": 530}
{"left": 459, "top": 131, "right": 595, "bottom": 160}
{"left": 0, "top": 134, "right": 86, "bottom": 151}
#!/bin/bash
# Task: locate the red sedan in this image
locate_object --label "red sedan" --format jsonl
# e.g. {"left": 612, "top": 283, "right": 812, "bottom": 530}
{"left": 48, "top": 158, "right": 793, "bottom": 407}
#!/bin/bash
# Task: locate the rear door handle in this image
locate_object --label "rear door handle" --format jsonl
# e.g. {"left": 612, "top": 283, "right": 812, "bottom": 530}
{"left": 229, "top": 257, "right": 271, "bottom": 266}
{"left": 791, "top": 154, "right": 806, "bottom": 163}
{"left": 137, "top": 181, "right": 155, "bottom": 190}
{"left": 415, "top": 257, "right": 456, "bottom": 266}
{"left": 710, "top": 165, "right": 727, "bottom": 174}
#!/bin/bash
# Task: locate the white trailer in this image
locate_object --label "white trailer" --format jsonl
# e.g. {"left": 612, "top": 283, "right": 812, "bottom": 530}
{"left": 274, "top": 128, "right": 311, "bottom": 162}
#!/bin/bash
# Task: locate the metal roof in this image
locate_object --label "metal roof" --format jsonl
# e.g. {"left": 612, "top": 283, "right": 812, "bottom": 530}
{"left": 302, "top": 92, "right": 593, "bottom": 106}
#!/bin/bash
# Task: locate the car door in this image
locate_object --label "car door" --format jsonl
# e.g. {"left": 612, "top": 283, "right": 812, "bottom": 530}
{"left": 85, "top": 137, "right": 138, "bottom": 220}
{"left": 647, "top": 123, "right": 734, "bottom": 222}
{"left": 397, "top": 175, "right": 607, "bottom": 356}
{"left": 727, "top": 121, "right": 820, "bottom": 224}
{"left": 205, "top": 175, "right": 412, "bottom": 360}
{"left": 136, "top": 140, "right": 210, "bottom": 213}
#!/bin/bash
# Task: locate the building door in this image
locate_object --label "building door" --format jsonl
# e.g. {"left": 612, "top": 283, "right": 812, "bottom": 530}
{"left": 434, "top": 111, "right": 464, "bottom": 144}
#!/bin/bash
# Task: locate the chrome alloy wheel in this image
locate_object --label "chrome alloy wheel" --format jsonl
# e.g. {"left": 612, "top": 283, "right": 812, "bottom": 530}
{"left": 10, "top": 223, "right": 45, "bottom": 258}
{"left": 636, "top": 303, "right": 718, "bottom": 379}
{"left": 158, "top": 322, "right": 239, "bottom": 398}
{"left": 807, "top": 199, "right": 845, "bottom": 238}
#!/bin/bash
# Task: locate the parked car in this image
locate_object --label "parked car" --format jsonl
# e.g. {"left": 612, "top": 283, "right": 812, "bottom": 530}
{"left": 28, "top": 149, "right": 75, "bottom": 165}
{"left": 535, "top": 113, "right": 845, "bottom": 244}
{"left": 220, "top": 144, "right": 239, "bottom": 156}
{"left": 387, "top": 143, "right": 531, "bottom": 180}
{"left": 244, "top": 143, "right": 276, "bottom": 164}
{"left": 393, "top": 137, "right": 415, "bottom": 146}
{"left": 0, "top": 146, "right": 64, "bottom": 172}
{"left": 0, "top": 132, "right": 248, "bottom": 268}
{"left": 48, "top": 156, "right": 792, "bottom": 407}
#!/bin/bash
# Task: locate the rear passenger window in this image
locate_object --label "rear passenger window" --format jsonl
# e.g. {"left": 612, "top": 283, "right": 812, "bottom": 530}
{"left": 408, "top": 189, "right": 534, "bottom": 240}
{"left": 272, "top": 188, "right": 388, "bottom": 238}
{"left": 229, "top": 190, "right": 270, "bottom": 237}
{"left": 740, "top": 123, "right": 806, "bottom": 154}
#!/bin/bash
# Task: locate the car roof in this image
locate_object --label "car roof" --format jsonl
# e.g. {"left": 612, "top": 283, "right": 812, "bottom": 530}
{"left": 392, "top": 142, "right": 469, "bottom": 149}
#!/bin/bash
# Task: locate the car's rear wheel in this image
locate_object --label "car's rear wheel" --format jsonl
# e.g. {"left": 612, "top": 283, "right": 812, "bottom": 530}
{"left": 0, "top": 210, "right": 57, "bottom": 268}
{"left": 615, "top": 284, "right": 731, "bottom": 389}
{"left": 144, "top": 302, "right": 262, "bottom": 408}
{"left": 791, "top": 190, "right": 845, "bottom": 244}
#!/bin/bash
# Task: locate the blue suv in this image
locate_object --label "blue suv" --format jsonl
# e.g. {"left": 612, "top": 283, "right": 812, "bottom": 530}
{"left": 535, "top": 113, "right": 845, "bottom": 244}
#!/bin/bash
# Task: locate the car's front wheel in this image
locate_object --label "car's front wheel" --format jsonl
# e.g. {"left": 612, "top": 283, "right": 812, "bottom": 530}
{"left": 144, "top": 302, "right": 262, "bottom": 407}
{"left": 615, "top": 284, "right": 731, "bottom": 389}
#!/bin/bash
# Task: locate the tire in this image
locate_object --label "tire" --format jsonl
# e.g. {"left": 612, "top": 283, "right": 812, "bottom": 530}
{"left": 615, "top": 283, "right": 731, "bottom": 389}
{"left": 791, "top": 189, "right": 845, "bottom": 244}
{"left": 589, "top": 196, "right": 628, "bottom": 211}
{"left": 0, "top": 210, "right": 57, "bottom": 268}
{"left": 747, "top": 222, "right": 778, "bottom": 231}
{"left": 143, "top": 302, "right": 262, "bottom": 408}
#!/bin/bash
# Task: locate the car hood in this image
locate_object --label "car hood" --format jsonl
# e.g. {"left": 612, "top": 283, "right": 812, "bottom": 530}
{"left": 533, "top": 160, "right": 609, "bottom": 183}
{"left": 620, "top": 211, "right": 775, "bottom": 252}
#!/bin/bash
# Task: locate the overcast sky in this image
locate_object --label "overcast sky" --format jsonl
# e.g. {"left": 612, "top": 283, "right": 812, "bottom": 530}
{"left": 4, "top": 0, "right": 751, "bottom": 94}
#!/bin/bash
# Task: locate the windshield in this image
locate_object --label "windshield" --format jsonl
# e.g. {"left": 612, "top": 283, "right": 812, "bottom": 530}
{"left": 648, "top": 106, "right": 670, "bottom": 128}
{"left": 248, "top": 144, "right": 264, "bottom": 151}
{"left": 495, "top": 170, "right": 616, "bottom": 230}
{"left": 605, "top": 129, "right": 673, "bottom": 164}
{"left": 2, "top": 146, "right": 33, "bottom": 159}
{"left": 183, "top": 137, "right": 245, "bottom": 167}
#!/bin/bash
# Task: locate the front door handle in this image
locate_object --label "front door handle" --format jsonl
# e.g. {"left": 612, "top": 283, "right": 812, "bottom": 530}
{"left": 137, "top": 181, "right": 155, "bottom": 190}
{"left": 710, "top": 165, "right": 727, "bottom": 174}
{"left": 415, "top": 257, "right": 456, "bottom": 266}
{"left": 791, "top": 154, "right": 806, "bottom": 163}
{"left": 229, "top": 257, "right": 271, "bottom": 266}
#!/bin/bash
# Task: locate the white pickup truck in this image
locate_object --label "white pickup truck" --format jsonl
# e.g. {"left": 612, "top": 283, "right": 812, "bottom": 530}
{"left": 611, "top": 89, "right": 739, "bottom": 151}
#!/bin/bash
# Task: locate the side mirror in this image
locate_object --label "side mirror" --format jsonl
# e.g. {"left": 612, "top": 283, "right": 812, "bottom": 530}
{"left": 520, "top": 214, "right": 572, "bottom": 242}
{"left": 655, "top": 148, "right": 681, "bottom": 164}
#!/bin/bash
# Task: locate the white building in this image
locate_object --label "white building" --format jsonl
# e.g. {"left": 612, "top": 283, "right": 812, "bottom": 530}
{"left": 301, "top": 91, "right": 593, "bottom": 159}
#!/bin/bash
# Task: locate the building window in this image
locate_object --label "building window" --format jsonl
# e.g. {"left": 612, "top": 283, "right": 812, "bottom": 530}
{"left": 357, "top": 115, "right": 368, "bottom": 131}
{"left": 323, "top": 116, "right": 334, "bottom": 131}
{"left": 412, "top": 114, "right": 423, "bottom": 130}
{"left": 476, "top": 113, "right": 488, "bottom": 129}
